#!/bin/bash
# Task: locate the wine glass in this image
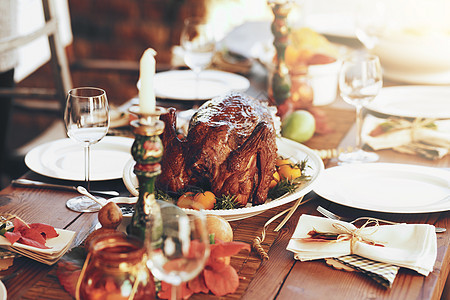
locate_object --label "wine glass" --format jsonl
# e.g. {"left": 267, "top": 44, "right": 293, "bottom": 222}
{"left": 64, "top": 87, "right": 110, "bottom": 212}
{"left": 146, "top": 202, "right": 210, "bottom": 300}
{"left": 180, "top": 17, "right": 215, "bottom": 99}
{"left": 355, "top": 0, "right": 387, "bottom": 50}
{"left": 338, "top": 53, "right": 382, "bottom": 163}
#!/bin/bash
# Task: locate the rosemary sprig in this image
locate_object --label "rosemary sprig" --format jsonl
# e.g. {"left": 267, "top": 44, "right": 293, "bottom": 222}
{"left": 214, "top": 194, "right": 240, "bottom": 210}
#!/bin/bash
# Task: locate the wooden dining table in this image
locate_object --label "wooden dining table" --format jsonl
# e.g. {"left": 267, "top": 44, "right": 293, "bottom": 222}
{"left": 0, "top": 70, "right": 449, "bottom": 300}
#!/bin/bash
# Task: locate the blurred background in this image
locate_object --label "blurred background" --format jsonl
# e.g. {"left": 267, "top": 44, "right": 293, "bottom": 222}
{"left": 3, "top": 0, "right": 450, "bottom": 183}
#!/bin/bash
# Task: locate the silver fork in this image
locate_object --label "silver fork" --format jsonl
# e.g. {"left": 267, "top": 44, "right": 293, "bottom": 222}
{"left": 316, "top": 206, "right": 446, "bottom": 233}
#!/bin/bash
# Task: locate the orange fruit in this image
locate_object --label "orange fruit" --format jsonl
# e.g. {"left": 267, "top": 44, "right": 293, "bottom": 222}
{"left": 276, "top": 158, "right": 292, "bottom": 167}
{"left": 177, "top": 192, "right": 195, "bottom": 209}
{"left": 269, "top": 171, "right": 280, "bottom": 189}
{"left": 278, "top": 164, "right": 302, "bottom": 181}
{"left": 192, "top": 191, "right": 216, "bottom": 210}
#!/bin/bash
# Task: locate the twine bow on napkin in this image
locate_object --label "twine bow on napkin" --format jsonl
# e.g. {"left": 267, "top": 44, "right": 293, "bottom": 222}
{"left": 331, "top": 220, "right": 383, "bottom": 253}
{"left": 286, "top": 215, "right": 437, "bottom": 276}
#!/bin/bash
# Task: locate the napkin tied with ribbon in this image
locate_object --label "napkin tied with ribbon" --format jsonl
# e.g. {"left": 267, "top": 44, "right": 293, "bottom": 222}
{"left": 287, "top": 215, "right": 437, "bottom": 276}
{"left": 364, "top": 116, "right": 450, "bottom": 160}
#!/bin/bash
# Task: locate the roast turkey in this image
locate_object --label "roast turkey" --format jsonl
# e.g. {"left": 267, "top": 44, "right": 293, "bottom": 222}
{"left": 157, "top": 92, "right": 278, "bottom": 207}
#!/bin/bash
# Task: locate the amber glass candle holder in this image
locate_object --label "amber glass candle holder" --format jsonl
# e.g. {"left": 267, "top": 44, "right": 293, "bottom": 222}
{"left": 76, "top": 233, "right": 156, "bottom": 300}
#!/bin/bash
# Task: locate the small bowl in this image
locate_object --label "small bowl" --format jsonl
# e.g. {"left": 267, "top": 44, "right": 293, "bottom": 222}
{"left": 308, "top": 60, "right": 341, "bottom": 106}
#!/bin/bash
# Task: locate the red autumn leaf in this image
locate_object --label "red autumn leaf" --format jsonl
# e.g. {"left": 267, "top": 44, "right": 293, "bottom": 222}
{"left": 4, "top": 218, "right": 57, "bottom": 249}
{"left": 199, "top": 241, "right": 250, "bottom": 297}
{"left": 210, "top": 241, "right": 250, "bottom": 258}
{"left": 17, "top": 236, "right": 49, "bottom": 249}
{"left": 56, "top": 261, "right": 81, "bottom": 297}
{"left": 12, "top": 218, "right": 28, "bottom": 231}
{"left": 29, "top": 223, "right": 59, "bottom": 239}
{"left": 204, "top": 264, "right": 240, "bottom": 296}
{"left": 19, "top": 227, "right": 47, "bottom": 245}
{"left": 4, "top": 232, "right": 21, "bottom": 244}
{"left": 187, "top": 272, "right": 209, "bottom": 294}
{"left": 158, "top": 281, "right": 193, "bottom": 300}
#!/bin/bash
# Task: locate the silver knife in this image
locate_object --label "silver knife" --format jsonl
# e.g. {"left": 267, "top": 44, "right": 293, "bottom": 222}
{"left": 11, "top": 179, "right": 120, "bottom": 197}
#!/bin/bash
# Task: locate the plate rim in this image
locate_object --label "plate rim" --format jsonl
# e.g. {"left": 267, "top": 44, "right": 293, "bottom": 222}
{"left": 123, "top": 137, "right": 324, "bottom": 221}
{"left": 25, "top": 136, "right": 134, "bottom": 181}
{"left": 313, "top": 162, "right": 450, "bottom": 214}
{"left": 152, "top": 69, "right": 250, "bottom": 101}
{"left": 366, "top": 85, "right": 450, "bottom": 119}
{"left": 0, "top": 280, "right": 6, "bottom": 299}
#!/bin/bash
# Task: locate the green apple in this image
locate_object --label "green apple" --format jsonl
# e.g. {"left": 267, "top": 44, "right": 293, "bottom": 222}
{"left": 281, "top": 110, "right": 316, "bottom": 143}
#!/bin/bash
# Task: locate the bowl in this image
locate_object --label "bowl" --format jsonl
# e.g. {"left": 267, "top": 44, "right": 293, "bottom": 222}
{"left": 356, "top": 0, "right": 450, "bottom": 84}
{"left": 370, "top": 32, "right": 450, "bottom": 84}
{"left": 307, "top": 60, "right": 341, "bottom": 106}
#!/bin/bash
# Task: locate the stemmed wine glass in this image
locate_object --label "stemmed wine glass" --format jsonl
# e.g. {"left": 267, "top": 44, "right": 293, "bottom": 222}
{"left": 64, "top": 87, "right": 110, "bottom": 212}
{"left": 180, "top": 17, "right": 215, "bottom": 99}
{"left": 338, "top": 53, "right": 383, "bottom": 163}
{"left": 146, "top": 202, "right": 210, "bottom": 300}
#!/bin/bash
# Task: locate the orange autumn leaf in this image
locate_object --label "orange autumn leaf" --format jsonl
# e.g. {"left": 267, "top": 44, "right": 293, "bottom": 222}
{"left": 159, "top": 282, "right": 193, "bottom": 300}
{"left": 188, "top": 272, "right": 209, "bottom": 294}
{"left": 158, "top": 240, "right": 250, "bottom": 299}
{"left": 210, "top": 241, "right": 250, "bottom": 258}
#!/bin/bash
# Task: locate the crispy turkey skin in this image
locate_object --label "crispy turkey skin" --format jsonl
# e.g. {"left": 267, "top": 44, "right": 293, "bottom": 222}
{"left": 157, "top": 92, "right": 277, "bottom": 207}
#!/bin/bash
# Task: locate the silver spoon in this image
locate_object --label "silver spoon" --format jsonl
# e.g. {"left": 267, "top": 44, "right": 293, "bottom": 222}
{"left": 76, "top": 186, "right": 138, "bottom": 206}
{"left": 76, "top": 186, "right": 108, "bottom": 207}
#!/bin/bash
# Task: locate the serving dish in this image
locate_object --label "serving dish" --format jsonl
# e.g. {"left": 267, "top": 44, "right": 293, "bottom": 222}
{"left": 123, "top": 137, "right": 324, "bottom": 221}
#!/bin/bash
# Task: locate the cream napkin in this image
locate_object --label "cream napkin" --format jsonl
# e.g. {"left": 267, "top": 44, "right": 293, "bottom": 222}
{"left": 287, "top": 215, "right": 437, "bottom": 276}
{"left": 363, "top": 116, "right": 450, "bottom": 160}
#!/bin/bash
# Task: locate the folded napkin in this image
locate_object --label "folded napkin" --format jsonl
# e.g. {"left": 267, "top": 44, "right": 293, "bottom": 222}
{"left": 333, "top": 255, "right": 399, "bottom": 288}
{"left": 364, "top": 116, "right": 450, "bottom": 160}
{"left": 287, "top": 215, "right": 437, "bottom": 276}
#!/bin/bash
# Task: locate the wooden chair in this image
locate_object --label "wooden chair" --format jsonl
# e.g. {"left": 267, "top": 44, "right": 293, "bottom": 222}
{"left": 0, "top": 0, "right": 72, "bottom": 112}
{"left": 0, "top": 0, "right": 141, "bottom": 185}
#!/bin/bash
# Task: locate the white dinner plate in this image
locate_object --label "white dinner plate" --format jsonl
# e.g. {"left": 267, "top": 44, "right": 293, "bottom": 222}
{"left": 314, "top": 163, "right": 450, "bottom": 213}
{"left": 0, "top": 280, "right": 6, "bottom": 299}
{"left": 25, "top": 136, "right": 134, "bottom": 181}
{"left": 123, "top": 137, "right": 324, "bottom": 221}
{"left": 366, "top": 86, "right": 450, "bottom": 119}
{"left": 150, "top": 70, "right": 250, "bottom": 101}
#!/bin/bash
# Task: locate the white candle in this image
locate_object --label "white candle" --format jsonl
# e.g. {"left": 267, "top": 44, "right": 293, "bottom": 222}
{"left": 139, "top": 48, "right": 157, "bottom": 114}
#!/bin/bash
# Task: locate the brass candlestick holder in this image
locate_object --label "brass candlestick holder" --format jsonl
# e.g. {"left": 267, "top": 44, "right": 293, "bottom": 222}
{"left": 268, "top": 0, "right": 293, "bottom": 105}
{"left": 127, "top": 105, "right": 165, "bottom": 241}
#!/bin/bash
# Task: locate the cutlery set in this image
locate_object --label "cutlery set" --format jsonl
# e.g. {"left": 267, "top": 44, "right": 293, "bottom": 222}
{"left": 12, "top": 179, "right": 119, "bottom": 197}
{"left": 316, "top": 206, "right": 446, "bottom": 233}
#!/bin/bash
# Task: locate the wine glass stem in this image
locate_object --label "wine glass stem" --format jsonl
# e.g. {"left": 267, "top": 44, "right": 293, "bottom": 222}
{"left": 171, "top": 284, "right": 180, "bottom": 300}
{"left": 355, "top": 105, "right": 363, "bottom": 151}
{"left": 84, "top": 144, "right": 91, "bottom": 191}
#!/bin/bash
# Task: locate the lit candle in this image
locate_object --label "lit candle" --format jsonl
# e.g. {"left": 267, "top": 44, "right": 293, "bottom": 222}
{"left": 139, "top": 48, "right": 157, "bottom": 114}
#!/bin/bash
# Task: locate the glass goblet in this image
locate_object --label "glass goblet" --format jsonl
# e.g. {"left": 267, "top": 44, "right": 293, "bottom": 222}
{"left": 146, "top": 202, "right": 210, "bottom": 300}
{"left": 180, "top": 17, "right": 215, "bottom": 99}
{"left": 64, "top": 87, "right": 110, "bottom": 212}
{"left": 338, "top": 53, "right": 383, "bottom": 163}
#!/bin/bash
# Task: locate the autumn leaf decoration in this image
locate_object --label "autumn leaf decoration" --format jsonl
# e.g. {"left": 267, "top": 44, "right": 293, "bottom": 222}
{"left": 2, "top": 217, "right": 59, "bottom": 249}
{"left": 158, "top": 240, "right": 250, "bottom": 299}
